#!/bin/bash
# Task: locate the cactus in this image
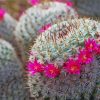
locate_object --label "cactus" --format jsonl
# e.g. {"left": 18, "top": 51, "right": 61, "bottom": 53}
{"left": 73, "top": 0, "right": 100, "bottom": 17}
{"left": 0, "top": 10, "right": 24, "bottom": 64}
{"left": 0, "top": 39, "right": 30, "bottom": 99}
{"left": 27, "top": 18, "right": 100, "bottom": 100}
{"left": 0, "top": 10, "right": 17, "bottom": 44}
{"left": 15, "top": 1, "right": 78, "bottom": 55}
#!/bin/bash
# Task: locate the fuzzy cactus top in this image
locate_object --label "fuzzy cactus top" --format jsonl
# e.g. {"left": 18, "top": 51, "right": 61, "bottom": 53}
{"left": 28, "top": 18, "right": 100, "bottom": 100}
{"left": 29, "top": 18, "right": 100, "bottom": 64}
{"left": 15, "top": 1, "right": 78, "bottom": 51}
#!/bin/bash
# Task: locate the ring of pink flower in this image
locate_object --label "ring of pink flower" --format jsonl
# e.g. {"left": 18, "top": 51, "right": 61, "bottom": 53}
{"left": 27, "top": 38, "right": 100, "bottom": 78}
{"left": 0, "top": 8, "right": 6, "bottom": 21}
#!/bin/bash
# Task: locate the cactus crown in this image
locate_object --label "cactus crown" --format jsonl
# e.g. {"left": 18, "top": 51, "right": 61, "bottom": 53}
{"left": 28, "top": 18, "right": 100, "bottom": 76}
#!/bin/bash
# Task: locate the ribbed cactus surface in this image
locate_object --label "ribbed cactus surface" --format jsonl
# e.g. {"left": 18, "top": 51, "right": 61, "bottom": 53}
{"left": 0, "top": 39, "right": 30, "bottom": 99}
{"left": 28, "top": 18, "right": 100, "bottom": 100}
{"left": 0, "top": 13, "right": 17, "bottom": 43}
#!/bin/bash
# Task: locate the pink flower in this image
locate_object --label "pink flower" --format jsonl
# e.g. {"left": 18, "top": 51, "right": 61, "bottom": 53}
{"left": 64, "top": 59, "right": 81, "bottom": 75}
{"left": 85, "top": 38, "right": 98, "bottom": 52}
{"left": 39, "top": 23, "right": 51, "bottom": 33}
{"left": 44, "top": 64, "right": 60, "bottom": 78}
{"left": 0, "top": 8, "right": 6, "bottom": 21}
{"left": 28, "top": 0, "right": 39, "bottom": 6}
{"left": 66, "top": 0, "right": 73, "bottom": 7}
{"left": 27, "top": 59, "right": 44, "bottom": 75}
{"left": 78, "top": 49, "right": 93, "bottom": 64}
{"left": 95, "top": 44, "right": 100, "bottom": 54}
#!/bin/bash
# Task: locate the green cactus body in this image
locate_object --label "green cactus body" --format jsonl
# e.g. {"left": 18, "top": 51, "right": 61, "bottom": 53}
{"left": 15, "top": 1, "right": 78, "bottom": 55}
{"left": 0, "top": 39, "right": 30, "bottom": 99}
{"left": 74, "top": 0, "right": 100, "bottom": 17}
{"left": 0, "top": 13, "right": 17, "bottom": 44}
{"left": 28, "top": 18, "right": 100, "bottom": 100}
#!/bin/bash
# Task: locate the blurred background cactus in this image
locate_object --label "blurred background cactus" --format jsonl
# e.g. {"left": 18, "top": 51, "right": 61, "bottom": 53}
{"left": 0, "top": 39, "right": 30, "bottom": 99}
{"left": 73, "top": 0, "right": 100, "bottom": 17}
{"left": 0, "top": 9, "right": 17, "bottom": 45}
{"left": 0, "top": 0, "right": 66, "bottom": 19}
{"left": 1, "top": 0, "right": 100, "bottom": 19}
